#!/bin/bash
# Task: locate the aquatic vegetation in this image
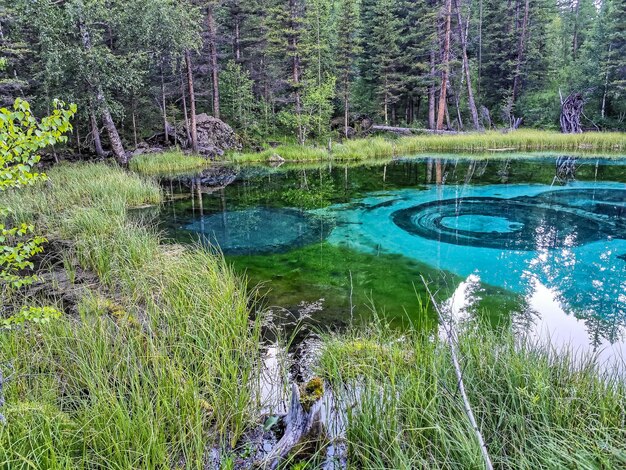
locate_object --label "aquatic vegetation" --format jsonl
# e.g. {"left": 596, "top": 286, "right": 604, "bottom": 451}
{"left": 130, "top": 150, "right": 210, "bottom": 175}
{"left": 320, "top": 323, "right": 626, "bottom": 469}
{"left": 0, "top": 163, "right": 261, "bottom": 467}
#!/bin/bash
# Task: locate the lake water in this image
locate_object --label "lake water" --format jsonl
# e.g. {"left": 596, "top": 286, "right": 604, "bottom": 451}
{"left": 157, "top": 155, "right": 626, "bottom": 365}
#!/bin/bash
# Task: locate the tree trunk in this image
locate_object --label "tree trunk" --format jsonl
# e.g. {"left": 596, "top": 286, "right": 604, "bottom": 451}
{"left": 100, "top": 91, "right": 127, "bottom": 164}
{"left": 161, "top": 64, "right": 168, "bottom": 143}
{"left": 601, "top": 45, "right": 611, "bottom": 119}
{"left": 428, "top": 50, "right": 436, "bottom": 129}
{"left": 207, "top": 4, "right": 220, "bottom": 119}
{"left": 344, "top": 78, "right": 350, "bottom": 138}
{"left": 572, "top": 0, "right": 580, "bottom": 60}
{"left": 436, "top": 0, "right": 452, "bottom": 130}
{"left": 90, "top": 112, "right": 105, "bottom": 157}
{"left": 511, "top": 0, "right": 530, "bottom": 103}
{"left": 78, "top": 16, "right": 126, "bottom": 164}
{"left": 454, "top": 0, "right": 480, "bottom": 129}
{"left": 289, "top": 0, "right": 303, "bottom": 144}
{"left": 180, "top": 66, "right": 192, "bottom": 143}
{"left": 185, "top": 50, "right": 199, "bottom": 153}
{"left": 234, "top": 15, "right": 241, "bottom": 62}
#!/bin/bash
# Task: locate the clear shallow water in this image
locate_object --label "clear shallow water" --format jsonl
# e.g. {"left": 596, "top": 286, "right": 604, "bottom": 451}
{"left": 157, "top": 155, "right": 626, "bottom": 364}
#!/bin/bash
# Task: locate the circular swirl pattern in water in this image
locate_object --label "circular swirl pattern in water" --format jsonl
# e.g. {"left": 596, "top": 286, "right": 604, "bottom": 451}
{"left": 391, "top": 189, "right": 625, "bottom": 251}
{"left": 185, "top": 207, "right": 330, "bottom": 255}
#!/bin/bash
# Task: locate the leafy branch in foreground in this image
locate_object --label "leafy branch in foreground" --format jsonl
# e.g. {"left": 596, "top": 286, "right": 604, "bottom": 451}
{"left": 0, "top": 98, "right": 76, "bottom": 299}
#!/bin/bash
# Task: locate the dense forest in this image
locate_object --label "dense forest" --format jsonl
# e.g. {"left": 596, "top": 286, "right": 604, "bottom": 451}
{"left": 1, "top": 0, "right": 625, "bottom": 161}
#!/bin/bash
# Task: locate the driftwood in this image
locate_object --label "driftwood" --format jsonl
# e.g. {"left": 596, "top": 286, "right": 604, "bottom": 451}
{"left": 371, "top": 125, "right": 461, "bottom": 136}
{"left": 560, "top": 91, "right": 584, "bottom": 134}
{"left": 261, "top": 383, "right": 323, "bottom": 469}
{"left": 421, "top": 277, "right": 494, "bottom": 470}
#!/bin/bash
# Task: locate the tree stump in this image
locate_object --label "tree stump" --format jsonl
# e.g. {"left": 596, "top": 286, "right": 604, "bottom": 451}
{"left": 560, "top": 92, "right": 584, "bottom": 134}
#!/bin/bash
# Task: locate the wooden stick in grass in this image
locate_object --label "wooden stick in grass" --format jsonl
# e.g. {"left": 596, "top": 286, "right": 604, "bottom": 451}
{"left": 421, "top": 276, "right": 494, "bottom": 470}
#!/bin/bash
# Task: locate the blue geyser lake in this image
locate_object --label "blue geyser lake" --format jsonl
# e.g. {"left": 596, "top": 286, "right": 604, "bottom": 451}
{"left": 159, "top": 156, "right": 626, "bottom": 364}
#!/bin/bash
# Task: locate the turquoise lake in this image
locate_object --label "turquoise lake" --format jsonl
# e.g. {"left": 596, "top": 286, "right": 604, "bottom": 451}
{"left": 158, "top": 155, "right": 626, "bottom": 364}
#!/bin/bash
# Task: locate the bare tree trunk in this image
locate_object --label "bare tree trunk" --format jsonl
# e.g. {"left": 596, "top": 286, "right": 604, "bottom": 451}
{"left": 436, "top": 0, "right": 452, "bottom": 130}
{"left": 234, "top": 15, "right": 241, "bottom": 62}
{"left": 132, "top": 110, "right": 138, "bottom": 149}
{"left": 90, "top": 112, "right": 105, "bottom": 157}
{"left": 454, "top": 0, "right": 480, "bottom": 129}
{"left": 79, "top": 16, "right": 125, "bottom": 164}
{"left": 161, "top": 64, "right": 168, "bottom": 143}
{"left": 601, "top": 45, "right": 611, "bottom": 119}
{"left": 512, "top": 0, "right": 530, "bottom": 103}
{"left": 180, "top": 66, "right": 192, "bottom": 143}
{"left": 478, "top": 0, "right": 483, "bottom": 99}
{"left": 428, "top": 50, "right": 436, "bottom": 129}
{"left": 289, "top": 0, "right": 304, "bottom": 144}
{"left": 185, "top": 50, "right": 199, "bottom": 153}
{"left": 100, "top": 92, "right": 127, "bottom": 164}
{"left": 344, "top": 78, "right": 350, "bottom": 138}
{"left": 572, "top": 0, "right": 580, "bottom": 60}
{"left": 207, "top": 4, "right": 220, "bottom": 119}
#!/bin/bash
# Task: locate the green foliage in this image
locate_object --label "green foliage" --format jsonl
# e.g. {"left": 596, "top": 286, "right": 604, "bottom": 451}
{"left": 0, "top": 98, "right": 76, "bottom": 189}
{"left": 0, "top": 98, "right": 75, "bottom": 298}
{"left": 278, "top": 74, "right": 336, "bottom": 142}
{"left": 0, "top": 215, "right": 46, "bottom": 289}
{"left": 0, "top": 306, "right": 61, "bottom": 330}
{"left": 220, "top": 60, "right": 257, "bottom": 134}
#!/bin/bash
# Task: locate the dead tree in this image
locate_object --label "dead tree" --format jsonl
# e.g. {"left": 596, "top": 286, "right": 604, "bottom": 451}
{"left": 560, "top": 91, "right": 584, "bottom": 134}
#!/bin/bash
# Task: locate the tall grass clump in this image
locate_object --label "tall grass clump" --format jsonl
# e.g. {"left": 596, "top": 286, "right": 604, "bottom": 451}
{"left": 130, "top": 150, "right": 210, "bottom": 175}
{"left": 0, "top": 163, "right": 262, "bottom": 468}
{"left": 319, "top": 320, "right": 626, "bottom": 469}
{"left": 229, "top": 144, "right": 329, "bottom": 162}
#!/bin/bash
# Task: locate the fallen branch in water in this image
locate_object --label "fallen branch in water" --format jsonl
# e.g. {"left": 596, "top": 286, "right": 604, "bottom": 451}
{"left": 421, "top": 276, "right": 494, "bottom": 470}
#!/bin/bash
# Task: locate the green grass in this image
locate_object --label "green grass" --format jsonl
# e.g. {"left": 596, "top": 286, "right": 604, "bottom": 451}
{"left": 231, "top": 130, "right": 626, "bottom": 163}
{"left": 229, "top": 144, "right": 330, "bottom": 163}
{"left": 0, "top": 163, "right": 261, "bottom": 468}
{"left": 319, "top": 318, "right": 626, "bottom": 469}
{"left": 130, "top": 150, "right": 210, "bottom": 175}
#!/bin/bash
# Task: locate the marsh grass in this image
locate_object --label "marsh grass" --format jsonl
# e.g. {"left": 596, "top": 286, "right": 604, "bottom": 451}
{"left": 130, "top": 150, "right": 210, "bottom": 175}
{"left": 231, "top": 131, "right": 626, "bottom": 163}
{"left": 0, "top": 163, "right": 262, "bottom": 468}
{"left": 229, "top": 144, "right": 330, "bottom": 163}
{"left": 319, "top": 319, "right": 626, "bottom": 469}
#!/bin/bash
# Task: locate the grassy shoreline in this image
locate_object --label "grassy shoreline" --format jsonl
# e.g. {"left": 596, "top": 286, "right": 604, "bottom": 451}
{"left": 0, "top": 163, "right": 261, "bottom": 467}
{"left": 130, "top": 150, "right": 210, "bottom": 175}
{"left": 320, "top": 321, "right": 626, "bottom": 469}
{"left": 229, "top": 130, "right": 626, "bottom": 163}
